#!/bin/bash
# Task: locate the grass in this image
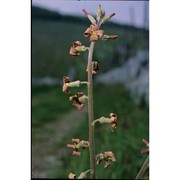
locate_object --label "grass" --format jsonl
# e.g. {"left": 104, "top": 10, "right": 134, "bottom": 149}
{"left": 32, "top": 84, "right": 149, "bottom": 179}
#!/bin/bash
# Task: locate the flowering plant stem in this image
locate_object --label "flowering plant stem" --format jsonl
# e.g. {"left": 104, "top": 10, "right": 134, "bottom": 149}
{"left": 135, "top": 156, "right": 149, "bottom": 179}
{"left": 87, "top": 41, "right": 96, "bottom": 179}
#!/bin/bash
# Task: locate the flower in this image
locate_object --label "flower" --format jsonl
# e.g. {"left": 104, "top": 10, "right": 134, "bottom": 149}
{"left": 109, "top": 113, "right": 117, "bottom": 132}
{"left": 69, "top": 92, "right": 88, "bottom": 110}
{"left": 69, "top": 41, "right": 87, "bottom": 56}
{"left": 92, "top": 113, "right": 118, "bottom": 132}
{"left": 84, "top": 24, "right": 104, "bottom": 42}
{"left": 62, "top": 76, "right": 83, "bottom": 94}
{"left": 141, "top": 139, "right": 149, "bottom": 155}
{"left": 67, "top": 138, "right": 89, "bottom": 156}
{"left": 68, "top": 173, "right": 76, "bottom": 179}
{"left": 67, "top": 138, "right": 81, "bottom": 156}
{"left": 62, "top": 76, "right": 71, "bottom": 94}
{"left": 86, "top": 61, "right": 99, "bottom": 74}
{"left": 96, "top": 151, "right": 116, "bottom": 168}
{"left": 92, "top": 61, "right": 99, "bottom": 74}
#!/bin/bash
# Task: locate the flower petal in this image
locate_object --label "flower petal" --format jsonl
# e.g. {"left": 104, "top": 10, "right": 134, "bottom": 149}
{"left": 89, "top": 35, "right": 98, "bottom": 42}
{"left": 73, "top": 41, "right": 82, "bottom": 47}
{"left": 90, "top": 24, "right": 97, "bottom": 31}
{"left": 96, "top": 30, "right": 104, "bottom": 39}
{"left": 84, "top": 27, "right": 92, "bottom": 37}
{"left": 69, "top": 47, "right": 80, "bottom": 56}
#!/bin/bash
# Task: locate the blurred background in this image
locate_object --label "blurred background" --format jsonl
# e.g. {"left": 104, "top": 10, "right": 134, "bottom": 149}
{"left": 32, "top": 0, "right": 149, "bottom": 179}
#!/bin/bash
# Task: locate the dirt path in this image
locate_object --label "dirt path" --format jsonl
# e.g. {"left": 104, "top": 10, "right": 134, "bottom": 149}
{"left": 32, "top": 108, "right": 87, "bottom": 178}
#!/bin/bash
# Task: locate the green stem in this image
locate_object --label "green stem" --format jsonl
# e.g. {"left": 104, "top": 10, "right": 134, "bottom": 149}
{"left": 135, "top": 156, "right": 149, "bottom": 179}
{"left": 87, "top": 41, "right": 96, "bottom": 179}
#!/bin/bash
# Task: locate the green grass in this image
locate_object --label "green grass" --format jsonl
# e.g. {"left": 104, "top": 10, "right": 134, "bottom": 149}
{"left": 32, "top": 84, "right": 149, "bottom": 179}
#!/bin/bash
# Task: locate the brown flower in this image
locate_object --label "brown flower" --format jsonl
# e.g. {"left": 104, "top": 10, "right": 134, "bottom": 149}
{"left": 96, "top": 151, "right": 116, "bottom": 168}
{"left": 84, "top": 24, "right": 104, "bottom": 42}
{"left": 69, "top": 41, "right": 87, "bottom": 56}
{"left": 109, "top": 113, "right": 117, "bottom": 132}
{"left": 62, "top": 76, "right": 82, "bottom": 94}
{"left": 62, "top": 76, "right": 71, "bottom": 94}
{"left": 69, "top": 92, "right": 88, "bottom": 110}
{"left": 67, "top": 138, "right": 89, "bottom": 157}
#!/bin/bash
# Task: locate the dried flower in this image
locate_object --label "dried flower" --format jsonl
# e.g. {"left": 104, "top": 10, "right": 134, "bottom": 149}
{"left": 68, "top": 173, "right": 77, "bottom": 179}
{"left": 96, "top": 151, "right": 116, "bottom": 168}
{"left": 69, "top": 92, "right": 88, "bottom": 110}
{"left": 141, "top": 139, "right": 149, "bottom": 155}
{"left": 62, "top": 76, "right": 71, "bottom": 94}
{"left": 69, "top": 41, "right": 87, "bottom": 56}
{"left": 109, "top": 113, "right": 117, "bottom": 132}
{"left": 62, "top": 76, "right": 86, "bottom": 94}
{"left": 84, "top": 24, "right": 104, "bottom": 42}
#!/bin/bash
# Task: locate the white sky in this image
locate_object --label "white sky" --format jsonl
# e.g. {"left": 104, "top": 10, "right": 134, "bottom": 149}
{"left": 32, "top": 0, "right": 149, "bottom": 29}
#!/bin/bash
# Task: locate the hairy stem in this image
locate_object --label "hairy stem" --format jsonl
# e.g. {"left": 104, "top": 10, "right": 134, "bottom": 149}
{"left": 135, "top": 156, "right": 149, "bottom": 179}
{"left": 87, "top": 41, "right": 96, "bottom": 179}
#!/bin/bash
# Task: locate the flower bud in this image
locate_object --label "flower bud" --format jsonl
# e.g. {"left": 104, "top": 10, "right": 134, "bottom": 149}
{"left": 96, "top": 4, "right": 105, "bottom": 21}
{"left": 103, "top": 35, "right": 118, "bottom": 40}
{"left": 101, "top": 13, "right": 115, "bottom": 24}
{"left": 82, "top": 9, "right": 97, "bottom": 25}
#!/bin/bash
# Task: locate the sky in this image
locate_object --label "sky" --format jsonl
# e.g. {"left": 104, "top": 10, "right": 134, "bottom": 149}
{"left": 32, "top": 0, "right": 149, "bottom": 29}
